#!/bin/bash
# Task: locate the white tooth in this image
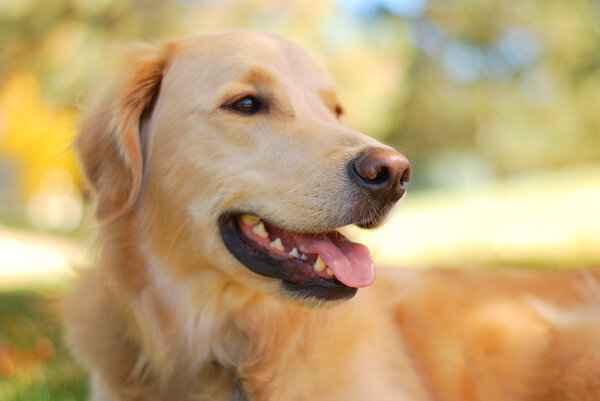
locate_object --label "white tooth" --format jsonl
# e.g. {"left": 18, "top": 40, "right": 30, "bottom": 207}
{"left": 326, "top": 268, "right": 334, "bottom": 277}
{"left": 241, "top": 214, "right": 260, "bottom": 225}
{"left": 270, "top": 238, "right": 285, "bottom": 251}
{"left": 252, "top": 222, "right": 269, "bottom": 238}
{"left": 314, "top": 256, "right": 326, "bottom": 272}
{"left": 289, "top": 247, "right": 300, "bottom": 258}
{"left": 300, "top": 254, "right": 307, "bottom": 261}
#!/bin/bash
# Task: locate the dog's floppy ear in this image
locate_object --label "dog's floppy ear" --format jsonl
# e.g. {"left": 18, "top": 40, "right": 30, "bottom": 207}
{"left": 76, "top": 43, "right": 174, "bottom": 222}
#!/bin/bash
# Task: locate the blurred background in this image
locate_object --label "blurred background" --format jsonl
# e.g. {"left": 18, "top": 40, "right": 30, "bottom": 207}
{"left": 1, "top": 0, "right": 599, "bottom": 399}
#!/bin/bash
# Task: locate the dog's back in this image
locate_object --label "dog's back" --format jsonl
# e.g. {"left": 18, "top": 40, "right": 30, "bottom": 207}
{"left": 391, "top": 268, "right": 600, "bottom": 401}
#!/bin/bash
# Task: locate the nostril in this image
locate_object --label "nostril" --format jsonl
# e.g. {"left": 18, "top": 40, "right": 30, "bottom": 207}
{"left": 353, "top": 163, "right": 390, "bottom": 187}
{"left": 372, "top": 167, "right": 390, "bottom": 186}
{"left": 400, "top": 167, "right": 411, "bottom": 190}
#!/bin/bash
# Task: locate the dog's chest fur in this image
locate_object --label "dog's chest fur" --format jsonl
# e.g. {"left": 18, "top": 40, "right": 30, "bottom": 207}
{"left": 132, "top": 252, "right": 430, "bottom": 401}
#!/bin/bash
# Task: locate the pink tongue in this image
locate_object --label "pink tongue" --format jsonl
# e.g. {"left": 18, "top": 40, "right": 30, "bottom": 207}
{"left": 295, "top": 234, "right": 375, "bottom": 288}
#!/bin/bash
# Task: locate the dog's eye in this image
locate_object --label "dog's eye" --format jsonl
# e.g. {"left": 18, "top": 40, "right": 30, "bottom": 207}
{"left": 229, "top": 96, "right": 261, "bottom": 114}
{"left": 334, "top": 104, "right": 344, "bottom": 118}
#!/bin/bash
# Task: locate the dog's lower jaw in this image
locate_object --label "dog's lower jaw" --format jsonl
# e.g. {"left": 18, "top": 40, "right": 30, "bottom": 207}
{"left": 280, "top": 281, "right": 358, "bottom": 306}
{"left": 276, "top": 288, "right": 348, "bottom": 310}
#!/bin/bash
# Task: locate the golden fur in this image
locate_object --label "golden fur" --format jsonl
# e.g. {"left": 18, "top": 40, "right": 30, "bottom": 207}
{"left": 63, "top": 30, "right": 600, "bottom": 401}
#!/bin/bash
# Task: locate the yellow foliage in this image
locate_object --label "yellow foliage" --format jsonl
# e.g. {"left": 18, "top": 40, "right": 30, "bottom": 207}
{"left": 0, "top": 73, "right": 81, "bottom": 198}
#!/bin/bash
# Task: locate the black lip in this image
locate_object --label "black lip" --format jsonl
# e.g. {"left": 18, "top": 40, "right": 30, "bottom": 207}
{"left": 219, "top": 213, "right": 358, "bottom": 302}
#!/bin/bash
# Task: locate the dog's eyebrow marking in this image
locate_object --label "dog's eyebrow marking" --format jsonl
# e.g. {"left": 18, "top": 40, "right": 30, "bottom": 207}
{"left": 319, "top": 88, "right": 343, "bottom": 117}
{"left": 239, "top": 68, "right": 276, "bottom": 87}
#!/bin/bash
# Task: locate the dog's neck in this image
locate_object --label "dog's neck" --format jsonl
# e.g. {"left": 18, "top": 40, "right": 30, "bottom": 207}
{"left": 97, "top": 218, "right": 426, "bottom": 401}
{"left": 98, "top": 220, "right": 292, "bottom": 378}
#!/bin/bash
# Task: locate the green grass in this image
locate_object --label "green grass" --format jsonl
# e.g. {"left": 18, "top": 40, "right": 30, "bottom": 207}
{"left": 0, "top": 289, "right": 87, "bottom": 401}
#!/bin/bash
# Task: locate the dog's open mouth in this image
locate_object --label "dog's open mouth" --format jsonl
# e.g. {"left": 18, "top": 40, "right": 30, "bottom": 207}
{"left": 219, "top": 213, "right": 375, "bottom": 301}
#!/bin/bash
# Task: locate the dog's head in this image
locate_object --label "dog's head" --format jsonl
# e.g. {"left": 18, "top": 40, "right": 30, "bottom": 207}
{"left": 77, "top": 30, "right": 410, "bottom": 304}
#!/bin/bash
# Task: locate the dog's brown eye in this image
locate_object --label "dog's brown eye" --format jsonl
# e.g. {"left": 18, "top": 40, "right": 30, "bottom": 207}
{"left": 334, "top": 104, "right": 344, "bottom": 118}
{"left": 230, "top": 96, "right": 261, "bottom": 114}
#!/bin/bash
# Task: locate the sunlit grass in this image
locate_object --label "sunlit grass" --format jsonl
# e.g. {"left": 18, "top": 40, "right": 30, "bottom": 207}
{"left": 0, "top": 225, "right": 85, "bottom": 289}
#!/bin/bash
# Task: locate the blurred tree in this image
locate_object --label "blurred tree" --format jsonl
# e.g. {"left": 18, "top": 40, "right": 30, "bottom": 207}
{"left": 0, "top": 73, "right": 79, "bottom": 196}
{"left": 372, "top": 0, "right": 600, "bottom": 188}
{"left": 0, "top": 0, "right": 599, "bottom": 218}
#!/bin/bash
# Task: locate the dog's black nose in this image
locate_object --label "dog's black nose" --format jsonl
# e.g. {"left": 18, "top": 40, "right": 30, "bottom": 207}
{"left": 349, "top": 147, "right": 411, "bottom": 203}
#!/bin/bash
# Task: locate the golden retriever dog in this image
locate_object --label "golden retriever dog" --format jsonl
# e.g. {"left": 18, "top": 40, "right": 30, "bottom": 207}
{"left": 63, "top": 30, "right": 600, "bottom": 401}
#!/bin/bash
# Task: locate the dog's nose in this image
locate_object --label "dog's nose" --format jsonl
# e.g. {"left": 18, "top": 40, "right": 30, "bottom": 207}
{"left": 349, "top": 148, "right": 411, "bottom": 203}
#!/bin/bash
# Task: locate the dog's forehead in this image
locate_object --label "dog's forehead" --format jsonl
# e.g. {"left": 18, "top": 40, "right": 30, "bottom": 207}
{"left": 171, "top": 30, "right": 334, "bottom": 90}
